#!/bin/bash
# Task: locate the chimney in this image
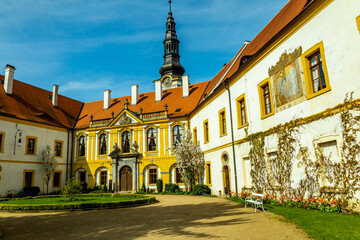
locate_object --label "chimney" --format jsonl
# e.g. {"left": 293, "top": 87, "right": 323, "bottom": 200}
{"left": 4, "top": 64, "right": 15, "bottom": 95}
{"left": 182, "top": 75, "right": 189, "bottom": 98}
{"left": 155, "top": 80, "right": 162, "bottom": 102}
{"left": 104, "top": 89, "right": 111, "bottom": 110}
{"left": 131, "top": 84, "right": 139, "bottom": 106}
{"left": 52, "top": 84, "right": 59, "bottom": 107}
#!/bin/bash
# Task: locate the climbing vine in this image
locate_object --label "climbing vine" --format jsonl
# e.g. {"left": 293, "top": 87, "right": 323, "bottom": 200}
{"left": 245, "top": 93, "right": 360, "bottom": 211}
{"left": 249, "top": 134, "right": 267, "bottom": 193}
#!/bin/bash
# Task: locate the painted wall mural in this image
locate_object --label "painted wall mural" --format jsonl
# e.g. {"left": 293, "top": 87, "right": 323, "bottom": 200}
{"left": 268, "top": 47, "right": 305, "bottom": 111}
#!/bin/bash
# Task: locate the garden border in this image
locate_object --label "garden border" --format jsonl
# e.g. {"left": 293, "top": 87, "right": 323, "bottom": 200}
{"left": 0, "top": 194, "right": 156, "bottom": 211}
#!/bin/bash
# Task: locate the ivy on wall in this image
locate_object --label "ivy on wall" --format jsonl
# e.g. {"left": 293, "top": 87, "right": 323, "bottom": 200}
{"left": 247, "top": 93, "right": 360, "bottom": 211}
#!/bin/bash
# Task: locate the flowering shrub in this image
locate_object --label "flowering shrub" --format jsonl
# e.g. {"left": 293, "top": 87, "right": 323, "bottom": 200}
{"left": 230, "top": 192, "right": 342, "bottom": 213}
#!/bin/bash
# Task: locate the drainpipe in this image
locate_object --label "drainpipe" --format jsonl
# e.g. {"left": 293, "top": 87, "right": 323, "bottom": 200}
{"left": 223, "top": 80, "right": 238, "bottom": 195}
{"left": 70, "top": 130, "right": 74, "bottom": 178}
{"left": 66, "top": 129, "right": 70, "bottom": 180}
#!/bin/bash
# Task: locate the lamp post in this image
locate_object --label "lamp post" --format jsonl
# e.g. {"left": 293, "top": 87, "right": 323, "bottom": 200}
{"left": 13, "top": 123, "right": 23, "bottom": 155}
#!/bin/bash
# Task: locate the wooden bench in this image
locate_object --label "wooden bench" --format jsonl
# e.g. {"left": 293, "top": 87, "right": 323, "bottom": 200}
{"left": 245, "top": 193, "right": 265, "bottom": 212}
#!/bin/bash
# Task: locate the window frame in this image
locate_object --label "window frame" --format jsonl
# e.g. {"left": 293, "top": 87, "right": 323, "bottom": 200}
{"left": 23, "top": 170, "right": 35, "bottom": 188}
{"left": 236, "top": 94, "right": 248, "bottom": 129}
{"left": 52, "top": 171, "right": 62, "bottom": 188}
{"left": 172, "top": 125, "right": 183, "bottom": 146}
{"left": 175, "top": 167, "right": 183, "bottom": 184}
{"left": 301, "top": 41, "right": 331, "bottom": 99}
{"left": 122, "top": 131, "right": 131, "bottom": 153}
{"left": 218, "top": 108, "right": 227, "bottom": 137}
{"left": 54, "top": 140, "right": 63, "bottom": 158}
{"left": 99, "top": 133, "right": 107, "bottom": 155}
{"left": 147, "top": 128, "right": 157, "bottom": 152}
{"left": 0, "top": 132, "right": 4, "bottom": 153}
{"left": 25, "top": 136, "right": 38, "bottom": 156}
{"left": 257, "top": 78, "right": 274, "bottom": 119}
{"left": 78, "top": 135, "right": 86, "bottom": 157}
{"left": 205, "top": 161, "right": 212, "bottom": 186}
{"left": 203, "top": 120, "right": 209, "bottom": 144}
{"left": 193, "top": 127, "right": 197, "bottom": 146}
{"left": 148, "top": 168, "right": 157, "bottom": 185}
{"left": 99, "top": 170, "right": 108, "bottom": 186}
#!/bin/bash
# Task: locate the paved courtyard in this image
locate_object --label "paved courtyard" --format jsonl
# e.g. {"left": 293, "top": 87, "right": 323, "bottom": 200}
{"left": 0, "top": 195, "right": 309, "bottom": 240}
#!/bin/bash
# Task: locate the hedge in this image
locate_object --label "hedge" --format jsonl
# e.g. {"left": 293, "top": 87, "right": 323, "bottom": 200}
{"left": 0, "top": 194, "right": 156, "bottom": 211}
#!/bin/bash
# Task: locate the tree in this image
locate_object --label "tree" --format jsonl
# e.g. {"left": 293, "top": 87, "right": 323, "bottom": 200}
{"left": 42, "top": 145, "right": 57, "bottom": 194}
{"left": 173, "top": 129, "right": 205, "bottom": 192}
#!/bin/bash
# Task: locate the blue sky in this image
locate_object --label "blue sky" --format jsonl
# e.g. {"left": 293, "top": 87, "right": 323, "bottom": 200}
{"left": 0, "top": 0, "right": 288, "bottom": 102}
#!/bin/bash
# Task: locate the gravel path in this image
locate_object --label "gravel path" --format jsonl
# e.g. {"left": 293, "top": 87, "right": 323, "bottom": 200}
{"left": 0, "top": 195, "right": 310, "bottom": 240}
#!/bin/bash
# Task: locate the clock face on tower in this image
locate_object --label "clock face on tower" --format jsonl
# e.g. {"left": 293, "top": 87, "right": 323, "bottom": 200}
{"left": 163, "top": 77, "right": 172, "bottom": 87}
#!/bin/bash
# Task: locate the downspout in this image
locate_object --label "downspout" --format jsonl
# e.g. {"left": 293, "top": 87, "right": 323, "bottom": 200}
{"left": 66, "top": 129, "right": 70, "bottom": 180}
{"left": 223, "top": 80, "right": 238, "bottom": 195}
{"left": 70, "top": 129, "right": 74, "bottom": 178}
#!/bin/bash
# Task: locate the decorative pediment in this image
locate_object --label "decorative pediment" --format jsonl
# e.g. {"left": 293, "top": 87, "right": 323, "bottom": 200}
{"left": 109, "top": 109, "right": 142, "bottom": 127}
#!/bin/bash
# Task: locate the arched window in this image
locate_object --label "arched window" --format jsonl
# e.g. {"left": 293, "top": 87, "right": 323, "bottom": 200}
{"left": 78, "top": 136, "right": 85, "bottom": 157}
{"left": 99, "top": 133, "right": 107, "bottom": 155}
{"left": 122, "top": 131, "right": 130, "bottom": 153}
{"left": 173, "top": 125, "right": 183, "bottom": 145}
{"left": 147, "top": 128, "right": 156, "bottom": 151}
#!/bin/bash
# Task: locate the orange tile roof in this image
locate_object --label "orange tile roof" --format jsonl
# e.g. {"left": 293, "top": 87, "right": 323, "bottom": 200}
{"left": 0, "top": 75, "right": 83, "bottom": 129}
{"left": 202, "top": 0, "right": 313, "bottom": 100}
{"left": 75, "top": 81, "right": 209, "bottom": 129}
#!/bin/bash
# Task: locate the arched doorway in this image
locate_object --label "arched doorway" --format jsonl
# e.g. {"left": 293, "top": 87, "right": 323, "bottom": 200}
{"left": 120, "top": 166, "right": 132, "bottom": 191}
{"left": 223, "top": 165, "right": 230, "bottom": 194}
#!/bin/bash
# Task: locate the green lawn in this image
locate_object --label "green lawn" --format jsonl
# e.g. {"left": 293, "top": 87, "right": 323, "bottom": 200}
{"left": 1, "top": 196, "right": 138, "bottom": 205}
{"left": 229, "top": 198, "right": 360, "bottom": 240}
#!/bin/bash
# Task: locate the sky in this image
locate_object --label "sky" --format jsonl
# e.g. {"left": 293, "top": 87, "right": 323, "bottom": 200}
{"left": 0, "top": 0, "right": 289, "bottom": 103}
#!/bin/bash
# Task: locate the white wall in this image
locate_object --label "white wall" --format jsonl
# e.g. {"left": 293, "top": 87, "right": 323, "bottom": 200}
{"left": 0, "top": 119, "right": 70, "bottom": 196}
{"left": 190, "top": 0, "right": 360, "bottom": 196}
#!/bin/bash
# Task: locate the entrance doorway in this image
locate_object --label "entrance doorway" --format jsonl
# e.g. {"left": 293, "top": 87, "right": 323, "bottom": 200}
{"left": 120, "top": 166, "right": 132, "bottom": 191}
{"left": 223, "top": 165, "right": 230, "bottom": 194}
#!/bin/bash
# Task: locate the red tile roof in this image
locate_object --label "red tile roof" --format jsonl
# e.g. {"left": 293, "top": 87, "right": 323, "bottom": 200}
{"left": 0, "top": 75, "right": 83, "bottom": 129}
{"left": 202, "top": 0, "right": 314, "bottom": 100}
{"left": 75, "top": 81, "right": 209, "bottom": 129}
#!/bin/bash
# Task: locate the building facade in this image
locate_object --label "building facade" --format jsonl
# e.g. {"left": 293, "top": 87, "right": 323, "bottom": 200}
{"left": 1, "top": 0, "right": 360, "bottom": 207}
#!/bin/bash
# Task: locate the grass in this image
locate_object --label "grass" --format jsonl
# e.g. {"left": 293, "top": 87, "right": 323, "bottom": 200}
{"left": 1, "top": 196, "right": 139, "bottom": 205}
{"left": 229, "top": 198, "right": 360, "bottom": 240}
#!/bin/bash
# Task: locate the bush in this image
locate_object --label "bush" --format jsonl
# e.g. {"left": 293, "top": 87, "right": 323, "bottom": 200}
{"left": 23, "top": 187, "right": 40, "bottom": 197}
{"left": 156, "top": 179, "right": 163, "bottom": 193}
{"left": 165, "top": 183, "right": 180, "bottom": 193}
{"left": 193, "top": 184, "right": 211, "bottom": 195}
{"left": 61, "top": 179, "right": 82, "bottom": 201}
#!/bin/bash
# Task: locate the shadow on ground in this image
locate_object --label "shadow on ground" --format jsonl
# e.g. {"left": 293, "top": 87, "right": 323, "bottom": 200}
{"left": 0, "top": 196, "right": 251, "bottom": 239}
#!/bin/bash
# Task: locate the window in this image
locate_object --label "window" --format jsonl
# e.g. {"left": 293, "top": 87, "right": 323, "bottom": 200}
{"left": 147, "top": 128, "right": 157, "bottom": 151}
{"left": 236, "top": 94, "right": 248, "bottom": 128}
{"left": 258, "top": 78, "right": 274, "bottom": 119}
{"left": 23, "top": 170, "right": 35, "bottom": 188}
{"left": 193, "top": 128, "right": 197, "bottom": 146}
{"left": 100, "top": 170, "right": 107, "bottom": 185}
{"left": 79, "top": 171, "right": 87, "bottom": 183}
{"left": 99, "top": 133, "right": 107, "bottom": 155}
{"left": 0, "top": 132, "right": 4, "bottom": 153}
{"left": 173, "top": 125, "right": 183, "bottom": 146}
{"left": 78, "top": 136, "right": 86, "bottom": 157}
{"left": 218, "top": 109, "right": 227, "bottom": 136}
{"left": 54, "top": 141, "right": 63, "bottom": 157}
{"left": 175, "top": 168, "right": 183, "bottom": 183}
{"left": 26, "top": 136, "right": 37, "bottom": 155}
{"left": 122, "top": 131, "right": 130, "bottom": 153}
{"left": 53, "top": 171, "right": 61, "bottom": 187}
{"left": 301, "top": 42, "right": 331, "bottom": 99}
{"left": 206, "top": 162, "right": 211, "bottom": 185}
{"left": 149, "top": 168, "right": 157, "bottom": 184}
{"left": 203, "top": 120, "right": 209, "bottom": 143}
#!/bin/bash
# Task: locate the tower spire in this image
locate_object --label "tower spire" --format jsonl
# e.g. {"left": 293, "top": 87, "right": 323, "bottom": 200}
{"left": 159, "top": 0, "right": 185, "bottom": 79}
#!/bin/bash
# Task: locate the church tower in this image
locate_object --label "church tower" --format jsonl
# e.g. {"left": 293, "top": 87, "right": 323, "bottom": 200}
{"left": 158, "top": 0, "right": 185, "bottom": 89}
